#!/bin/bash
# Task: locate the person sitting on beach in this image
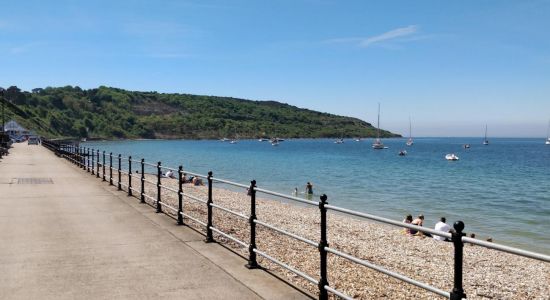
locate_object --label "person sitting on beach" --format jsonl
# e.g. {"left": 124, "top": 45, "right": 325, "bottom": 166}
{"left": 166, "top": 170, "right": 176, "bottom": 178}
{"left": 192, "top": 177, "right": 204, "bottom": 186}
{"left": 306, "top": 182, "right": 313, "bottom": 195}
{"left": 410, "top": 215, "right": 430, "bottom": 236}
{"left": 433, "top": 217, "right": 451, "bottom": 241}
{"left": 403, "top": 214, "right": 413, "bottom": 234}
{"left": 181, "top": 173, "right": 188, "bottom": 184}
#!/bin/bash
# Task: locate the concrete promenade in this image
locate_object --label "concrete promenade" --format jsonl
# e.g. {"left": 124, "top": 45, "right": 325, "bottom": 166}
{"left": 0, "top": 143, "right": 310, "bottom": 299}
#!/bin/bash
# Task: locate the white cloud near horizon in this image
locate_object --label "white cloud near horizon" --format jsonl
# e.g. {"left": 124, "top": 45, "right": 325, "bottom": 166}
{"left": 325, "top": 25, "right": 420, "bottom": 48}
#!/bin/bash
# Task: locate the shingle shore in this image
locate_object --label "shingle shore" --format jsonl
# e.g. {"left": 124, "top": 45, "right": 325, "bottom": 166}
{"left": 119, "top": 174, "right": 549, "bottom": 299}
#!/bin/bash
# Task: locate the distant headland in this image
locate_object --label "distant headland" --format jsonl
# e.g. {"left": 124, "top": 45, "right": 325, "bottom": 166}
{"left": 1, "top": 85, "right": 401, "bottom": 140}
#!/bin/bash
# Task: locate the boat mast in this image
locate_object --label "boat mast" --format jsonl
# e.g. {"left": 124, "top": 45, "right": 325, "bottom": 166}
{"left": 409, "top": 116, "right": 412, "bottom": 140}
{"left": 377, "top": 103, "right": 381, "bottom": 140}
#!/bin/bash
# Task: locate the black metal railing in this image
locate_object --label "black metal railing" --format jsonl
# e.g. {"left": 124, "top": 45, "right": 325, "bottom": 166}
{"left": 44, "top": 140, "right": 550, "bottom": 300}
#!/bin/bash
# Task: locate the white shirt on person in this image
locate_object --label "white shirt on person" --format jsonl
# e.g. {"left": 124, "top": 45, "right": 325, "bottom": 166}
{"left": 433, "top": 221, "right": 451, "bottom": 241}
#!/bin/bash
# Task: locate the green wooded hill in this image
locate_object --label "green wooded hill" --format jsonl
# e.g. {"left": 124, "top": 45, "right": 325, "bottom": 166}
{"left": 1, "top": 85, "right": 400, "bottom": 139}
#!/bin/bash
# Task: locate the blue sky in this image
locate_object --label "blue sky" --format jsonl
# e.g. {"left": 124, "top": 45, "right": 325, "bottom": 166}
{"left": 1, "top": 0, "right": 549, "bottom": 137}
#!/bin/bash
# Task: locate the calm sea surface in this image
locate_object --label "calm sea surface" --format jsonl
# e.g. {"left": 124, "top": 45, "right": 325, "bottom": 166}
{"left": 83, "top": 138, "right": 550, "bottom": 254}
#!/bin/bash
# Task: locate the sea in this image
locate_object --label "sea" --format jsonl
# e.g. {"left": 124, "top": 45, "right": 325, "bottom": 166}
{"left": 82, "top": 138, "right": 550, "bottom": 254}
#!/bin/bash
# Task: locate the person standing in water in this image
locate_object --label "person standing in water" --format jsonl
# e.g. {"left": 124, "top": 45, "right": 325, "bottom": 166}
{"left": 306, "top": 182, "right": 313, "bottom": 195}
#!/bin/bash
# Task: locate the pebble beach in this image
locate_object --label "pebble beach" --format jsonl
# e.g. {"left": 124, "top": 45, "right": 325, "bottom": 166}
{"left": 123, "top": 174, "right": 549, "bottom": 299}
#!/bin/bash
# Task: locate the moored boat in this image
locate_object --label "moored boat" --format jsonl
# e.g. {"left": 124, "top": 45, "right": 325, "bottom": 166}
{"left": 445, "top": 153, "right": 459, "bottom": 161}
{"left": 483, "top": 124, "right": 489, "bottom": 145}
{"left": 372, "top": 103, "right": 387, "bottom": 150}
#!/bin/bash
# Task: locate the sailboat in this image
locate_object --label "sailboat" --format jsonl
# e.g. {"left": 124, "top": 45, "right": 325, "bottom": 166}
{"left": 483, "top": 124, "right": 489, "bottom": 145}
{"left": 372, "top": 103, "right": 387, "bottom": 149}
{"left": 545, "top": 120, "right": 550, "bottom": 145}
{"left": 406, "top": 116, "right": 413, "bottom": 146}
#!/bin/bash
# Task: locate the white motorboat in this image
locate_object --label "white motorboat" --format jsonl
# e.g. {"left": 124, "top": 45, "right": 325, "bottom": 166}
{"left": 398, "top": 150, "right": 407, "bottom": 156}
{"left": 445, "top": 153, "right": 459, "bottom": 161}
{"left": 334, "top": 138, "right": 344, "bottom": 144}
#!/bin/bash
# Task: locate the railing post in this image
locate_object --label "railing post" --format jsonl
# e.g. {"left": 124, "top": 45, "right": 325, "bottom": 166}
{"left": 102, "top": 151, "right": 106, "bottom": 181}
{"left": 91, "top": 148, "right": 95, "bottom": 175}
{"left": 318, "top": 194, "right": 329, "bottom": 300}
{"left": 96, "top": 149, "right": 100, "bottom": 178}
{"left": 450, "top": 221, "right": 467, "bottom": 300}
{"left": 117, "top": 154, "right": 122, "bottom": 190}
{"left": 245, "top": 179, "right": 258, "bottom": 269}
{"left": 87, "top": 148, "right": 90, "bottom": 172}
{"left": 128, "top": 156, "right": 132, "bottom": 196}
{"left": 109, "top": 152, "right": 113, "bottom": 185}
{"left": 205, "top": 172, "right": 214, "bottom": 243}
{"left": 156, "top": 162, "right": 162, "bottom": 213}
{"left": 177, "top": 165, "right": 183, "bottom": 225}
{"left": 79, "top": 147, "right": 84, "bottom": 168}
{"left": 140, "top": 159, "right": 145, "bottom": 203}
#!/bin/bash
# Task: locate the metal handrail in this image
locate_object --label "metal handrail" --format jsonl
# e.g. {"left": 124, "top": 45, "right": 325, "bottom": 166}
{"left": 325, "top": 204, "right": 452, "bottom": 239}
{"left": 129, "top": 173, "right": 141, "bottom": 180}
{"left": 209, "top": 226, "right": 248, "bottom": 248}
{"left": 462, "top": 236, "right": 550, "bottom": 262}
{"left": 143, "top": 178, "right": 156, "bottom": 185}
{"left": 143, "top": 193, "right": 156, "bottom": 202}
{"left": 255, "top": 187, "right": 317, "bottom": 206}
{"left": 143, "top": 161, "right": 157, "bottom": 167}
{"left": 254, "top": 219, "right": 317, "bottom": 247}
{"left": 324, "top": 285, "right": 353, "bottom": 300}
{"left": 211, "top": 177, "right": 249, "bottom": 189}
{"left": 325, "top": 246, "right": 450, "bottom": 298}
{"left": 159, "top": 201, "right": 178, "bottom": 213}
{"left": 181, "top": 192, "right": 207, "bottom": 204}
{"left": 159, "top": 184, "right": 179, "bottom": 193}
{"left": 184, "top": 170, "right": 208, "bottom": 179}
{"left": 253, "top": 248, "right": 318, "bottom": 284}
{"left": 210, "top": 203, "right": 248, "bottom": 220}
{"left": 181, "top": 212, "right": 207, "bottom": 227}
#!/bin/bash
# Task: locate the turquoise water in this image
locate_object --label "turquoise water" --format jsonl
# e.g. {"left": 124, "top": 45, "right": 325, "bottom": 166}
{"left": 83, "top": 138, "right": 550, "bottom": 254}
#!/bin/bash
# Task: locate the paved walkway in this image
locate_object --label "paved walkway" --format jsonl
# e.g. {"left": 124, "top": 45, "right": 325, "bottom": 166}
{"left": 0, "top": 143, "right": 310, "bottom": 300}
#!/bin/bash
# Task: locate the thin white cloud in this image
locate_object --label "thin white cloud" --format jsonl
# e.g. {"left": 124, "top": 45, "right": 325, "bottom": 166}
{"left": 325, "top": 25, "right": 420, "bottom": 48}
{"left": 360, "top": 25, "right": 418, "bottom": 47}
{"left": 10, "top": 42, "right": 42, "bottom": 54}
